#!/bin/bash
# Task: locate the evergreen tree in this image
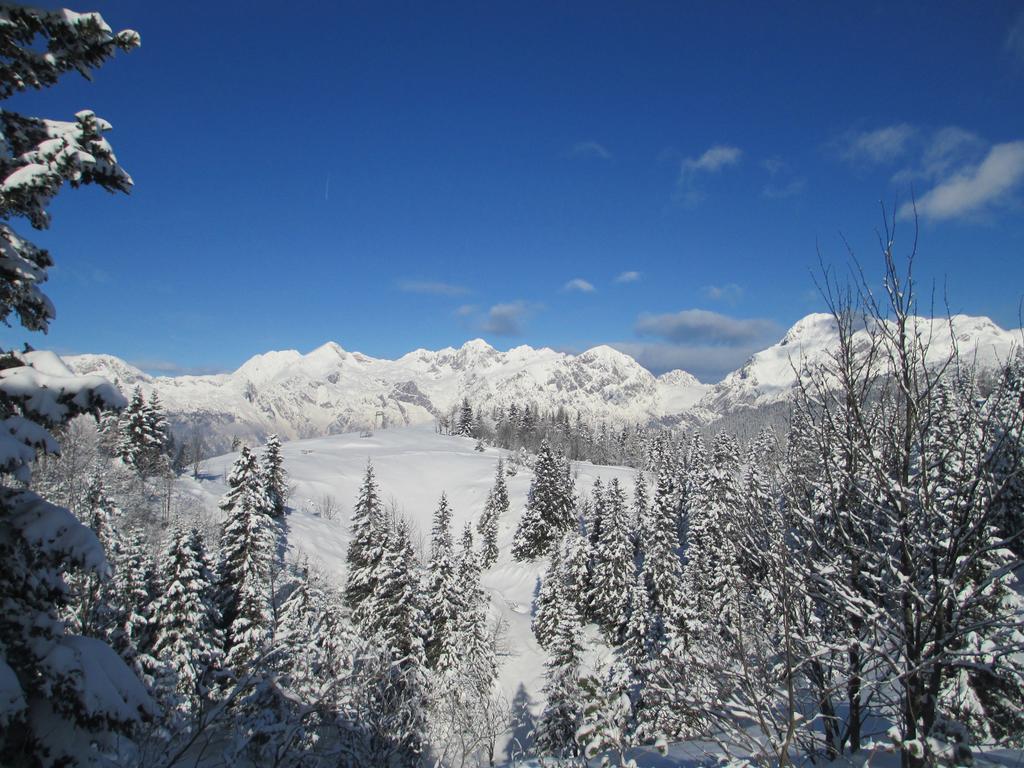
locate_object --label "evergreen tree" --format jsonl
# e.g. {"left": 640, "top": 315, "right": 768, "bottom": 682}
{"left": 425, "top": 492, "right": 460, "bottom": 671}
{"left": 642, "top": 470, "right": 684, "bottom": 645}
{"left": 681, "top": 432, "right": 743, "bottom": 639}
{"left": 457, "top": 397, "right": 474, "bottom": 437}
{"left": 150, "top": 524, "right": 223, "bottom": 711}
{"left": 511, "top": 439, "right": 576, "bottom": 560}
{"left": 588, "top": 478, "right": 633, "bottom": 640}
{"left": 452, "top": 523, "right": 497, "bottom": 691}
{"left": 533, "top": 562, "right": 584, "bottom": 761}
{"left": 219, "top": 445, "right": 259, "bottom": 514}
{"left": 359, "top": 518, "right": 430, "bottom": 763}
{"left": 0, "top": 16, "right": 145, "bottom": 753}
{"left": 260, "top": 433, "right": 287, "bottom": 518}
{"left": 632, "top": 469, "right": 649, "bottom": 558}
{"left": 116, "top": 385, "right": 167, "bottom": 473}
{"left": 218, "top": 450, "right": 276, "bottom": 669}
{"left": 65, "top": 477, "right": 120, "bottom": 638}
{"left": 477, "top": 458, "right": 508, "bottom": 568}
{"left": 344, "top": 461, "right": 386, "bottom": 613}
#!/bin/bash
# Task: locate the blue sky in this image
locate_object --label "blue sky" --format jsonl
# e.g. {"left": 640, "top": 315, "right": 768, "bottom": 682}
{"left": 3, "top": 1, "right": 1024, "bottom": 382}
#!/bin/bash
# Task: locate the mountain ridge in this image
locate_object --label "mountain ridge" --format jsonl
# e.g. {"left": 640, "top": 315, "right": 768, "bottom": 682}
{"left": 65, "top": 313, "right": 1020, "bottom": 452}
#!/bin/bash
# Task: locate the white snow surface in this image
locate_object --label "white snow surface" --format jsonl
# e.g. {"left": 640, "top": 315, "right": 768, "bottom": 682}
{"left": 189, "top": 425, "right": 640, "bottom": 760}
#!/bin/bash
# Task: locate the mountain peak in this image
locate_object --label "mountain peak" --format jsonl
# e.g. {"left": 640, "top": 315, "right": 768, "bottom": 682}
{"left": 460, "top": 338, "right": 495, "bottom": 352}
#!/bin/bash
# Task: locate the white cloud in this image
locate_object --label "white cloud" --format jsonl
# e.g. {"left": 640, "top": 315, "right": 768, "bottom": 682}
{"left": 702, "top": 283, "right": 744, "bottom": 303}
{"left": 481, "top": 301, "right": 531, "bottom": 336}
{"left": 570, "top": 141, "right": 612, "bottom": 160}
{"left": 635, "top": 308, "right": 778, "bottom": 345}
{"left": 683, "top": 145, "right": 742, "bottom": 173}
{"left": 837, "top": 124, "right": 916, "bottom": 165}
{"left": 563, "top": 277, "right": 596, "bottom": 293}
{"left": 900, "top": 140, "right": 1024, "bottom": 220}
{"left": 397, "top": 280, "right": 470, "bottom": 296}
{"left": 614, "top": 270, "right": 641, "bottom": 284}
{"left": 676, "top": 144, "right": 742, "bottom": 205}
{"left": 454, "top": 304, "right": 477, "bottom": 317}
{"left": 892, "top": 126, "right": 985, "bottom": 184}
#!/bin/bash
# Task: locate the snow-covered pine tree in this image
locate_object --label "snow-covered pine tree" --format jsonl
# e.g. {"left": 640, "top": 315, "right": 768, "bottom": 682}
{"left": 344, "top": 461, "right": 386, "bottom": 613}
{"left": 641, "top": 469, "right": 684, "bottom": 645}
{"left": 632, "top": 469, "right": 649, "bottom": 558}
{"left": 453, "top": 523, "right": 497, "bottom": 690}
{"left": 533, "top": 559, "right": 584, "bottom": 762}
{"left": 151, "top": 524, "right": 223, "bottom": 712}
{"left": 586, "top": 477, "right": 605, "bottom": 553}
{"left": 219, "top": 444, "right": 260, "bottom": 514}
{"left": 144, "top": 389, "right": 169, "bottom": 464}
{"left": 359, "top": 517, "right": 429, "bottom": 764}
{"left": 511, "top": 439, "right": 576, "bottom": 560}
{"left": 115, "top": 386, "right": 154, "bottom": 471}
{"left": 531, "top": 529, "right": 589, "bottom": 650}
{"left": 260, "top": 433, "right": 287, "bottom": 518}
{"left": 681, "top": 431, "right": 743, "bottom": 640}
{"left": 217, "top": 449, "right": 276, "bottom": 670}
{"left": 458, "top": 397, "right": 474, "bottom": 437}
{"left": 426, "top": 492, "right": 461, "bottom": 671}
{"left": 65, "top": 477, "right": 121, "bottom": 638}
{"left": 588, "top": 477, "right": 633, "bottom": 640}
{"left": 0, "top": 8, "right": 150, "bottom": 762}
{"left": 477, "top": 457, "right": 508, "bottom": 568}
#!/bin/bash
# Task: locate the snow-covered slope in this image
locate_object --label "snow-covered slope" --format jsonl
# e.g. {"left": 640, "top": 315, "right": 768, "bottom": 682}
{"left": 697, "top": 313, "right": 1021, "bottom": 415}
{"left": 187, "top": 426, "right": 638, "bottom": 761}
{"left": 66, "top": 340, "right": 710, "bottom": 451}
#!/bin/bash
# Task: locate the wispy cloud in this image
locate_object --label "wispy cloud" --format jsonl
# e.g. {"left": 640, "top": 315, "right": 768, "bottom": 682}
{"left": 1007, "top": 11, "right": 1024, "bottom": 65}
{"left": 676, "top": 144, "right": 742, "bottom": 205}
{"left": 762, "top": 178, "right": 806, "bottom": 199}
{"left": 900, "top": 140, "right": 1024, "bottom": 221}
{"left": 614, "top": 270, "right": 641, "bottom": 284}
{"left": 684, "top": 145, "right": 742, "bottom": 173}
{"left": 635, "top": 308, "right": 777, "bottom": 345}
{"left": 481, "top": 301, "right": 531, "bottom": 336}
{"left": 397, "top": 279, "right": 470, "bottom": 296}
{"left": 702, "top": 283, "right": 744, "bottom": 304}
{"left": 616, "top": 306, "right": 780, "bottom": 380}
{"left": 563, "top": 277, "right": 595, "bottom": 293}
{"left": 570, "top": 141, "right": 612, "bottom": 160}
{"left": 835, "top": 124, "right": 916, "bottom": 166}
{"left": 892, "top": 126, "right": 985, "bottom": 185}
{"left": 454, "top": 304, "right": 477, "bottom": 317}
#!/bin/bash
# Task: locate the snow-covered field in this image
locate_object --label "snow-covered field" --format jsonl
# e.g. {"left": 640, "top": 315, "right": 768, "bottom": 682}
{"left": 188, "top": 424, "right": 639, "bottom": 762}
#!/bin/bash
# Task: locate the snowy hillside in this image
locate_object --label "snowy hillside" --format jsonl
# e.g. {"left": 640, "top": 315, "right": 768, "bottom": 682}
{"left": 187, "top": 425, "right": 639, "bottom": 762}
{"left": 67, "top": 340, "right": 709, "bottom": 451}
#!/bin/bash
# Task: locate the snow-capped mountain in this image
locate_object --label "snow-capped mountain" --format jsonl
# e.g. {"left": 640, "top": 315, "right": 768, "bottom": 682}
{"left": 696, "top": 312, "right": 1021, "bottom": 415}
{"left": 65, "top": 313, "right": 1019, "bottom": 451}
{"left": 66, "top": 340, "right": 710, "bottom": 451}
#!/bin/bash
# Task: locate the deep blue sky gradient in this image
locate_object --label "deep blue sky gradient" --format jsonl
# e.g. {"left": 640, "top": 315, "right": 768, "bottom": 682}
{"left": 3, "top": 1, "right": 1023, "bottom": 381}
